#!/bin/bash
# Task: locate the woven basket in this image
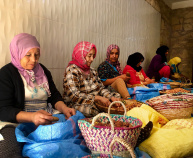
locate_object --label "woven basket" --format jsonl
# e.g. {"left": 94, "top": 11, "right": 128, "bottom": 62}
{"left": 146, "top": 93, "right": 193, "bottom": 120}
{"left": 180, "top": 79, "right": 192, "bottom": 88}
{"left": 82, "top": 137, "right": 136, "bottom": 158}
{"left": 160, "top": 82, "right": 181, "bottom": 89}
{"left": 78, "top": 101, "right": 142, "bottom": 155}
{"left": 96, "top": 100, "right": 143, "bottom": 115}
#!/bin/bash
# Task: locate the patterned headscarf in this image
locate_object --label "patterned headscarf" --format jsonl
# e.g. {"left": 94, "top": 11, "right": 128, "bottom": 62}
{"left": 168, "top": 57, "right": 181, "bottom": 66}
{"left": 68, "top": 41, "right": 97, "bottom": 73}
{"left": 10, "top": 33, "right": 51, "bottom": 96}
{"left": 106, "top": 44, "right": 122, "bottom": 74}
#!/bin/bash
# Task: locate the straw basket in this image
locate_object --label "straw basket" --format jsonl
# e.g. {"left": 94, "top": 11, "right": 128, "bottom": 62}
{"left": 78, "top": 101, "right": 142, "bottom": 156}
{"left": 96, "top": 100, "right": 143, "bottom": 115}
{"left": 180, "top": 79, "right": 192, "bottom": 88}
{"left": 146, "top": 93, "right": 193, "bottom": 120}
{"left": 82, "top": 137, "right": 136, "bottom": 158}
{"left": 160, "top": 82, "right": 181, "bottom": 89}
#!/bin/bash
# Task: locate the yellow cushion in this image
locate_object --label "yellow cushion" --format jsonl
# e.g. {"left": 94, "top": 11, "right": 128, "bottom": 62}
{"left": 126, "top": 104, "right": 169, "bottom": 133}
{"left": 139, "top": 118, "right": 193, "bottom": 158}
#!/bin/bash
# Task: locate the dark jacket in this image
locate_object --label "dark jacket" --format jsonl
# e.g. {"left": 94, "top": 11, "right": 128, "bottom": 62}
{"left": 146, "top": 54, "right": 166, "bottom": 81}
{"left": 0, "top": 63, "right": 63, "bottom": 122}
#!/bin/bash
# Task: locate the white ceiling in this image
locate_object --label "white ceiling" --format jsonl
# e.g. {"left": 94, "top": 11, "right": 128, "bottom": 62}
{"left": 163, "top": 0, "right": 193, "bottom": 9}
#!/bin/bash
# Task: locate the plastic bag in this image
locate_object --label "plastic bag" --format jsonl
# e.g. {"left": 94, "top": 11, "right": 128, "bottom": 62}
{"left": 160, "top": 77, "right": 173, "bottom": 82}
{"left": 15, "top": 111, "right": 91, "bottom": 158}
{"left": 127, "top": 87, "right": 160, "bottom": 103}
{"left": 147, "top": 83, "right": 171, "bottom": 91}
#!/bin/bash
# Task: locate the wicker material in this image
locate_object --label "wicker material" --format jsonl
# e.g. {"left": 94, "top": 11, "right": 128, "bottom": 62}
{"left": 82, "top": 137, "right": 136, "bottom": 158}
{"left": 78, "top": 111, "right": 142, "bottom": 155}
{"left": 146, "top": 93, "right": 193, "bottom": 120}
{"left": 160, "top": 82, "right": 181, "bottom": 89}
{"left": 96, "top": 100, "right": 143, "bottom": 115}
{"left": 110, "top": 137, "right": 136, "bottom": 158}
{"left": 180, "top": 79, "right": 192, "bottom": 88}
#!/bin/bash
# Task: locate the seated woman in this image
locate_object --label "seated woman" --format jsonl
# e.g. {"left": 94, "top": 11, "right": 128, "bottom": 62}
{"left": 168, "top": 57, "right": 188, "bottom": 80}
{"left": 63, "top": 41, "right": 121, "bottom": 117}
{"left": 146, "top": 45, "right": 171, "bottom": 81}
{"left": 123, "top": 52, "right": 155, "bottom": 86}
{"left": 0, "top": 33, "right": 75, "bottom": 157}
{"left": 97, "top": 44, "right": 131, "bottom": 99}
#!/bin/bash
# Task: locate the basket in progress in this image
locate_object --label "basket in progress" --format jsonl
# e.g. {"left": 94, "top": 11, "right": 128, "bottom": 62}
{"left": 78, "top": 102, "right": 142, "bottom": 155}
{"left": 146, "top": 93, "right": 193, "bottom": 120}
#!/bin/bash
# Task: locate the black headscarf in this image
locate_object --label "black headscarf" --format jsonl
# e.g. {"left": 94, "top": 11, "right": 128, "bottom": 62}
{"left": 127, "top": 52, "right": 144, "bottom": 72}
{"left": 156, "top": 45, "right": 169, "bottom": 63}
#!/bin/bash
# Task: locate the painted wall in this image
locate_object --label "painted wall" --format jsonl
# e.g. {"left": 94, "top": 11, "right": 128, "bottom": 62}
{"left": 0, "top": 0, "right": 161, "bottom": 94}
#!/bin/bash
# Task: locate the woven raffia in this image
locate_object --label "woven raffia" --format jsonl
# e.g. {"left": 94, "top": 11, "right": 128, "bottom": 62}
{"left": 78, "top": 112, "right": 142, "bottom": 155}
{"left": 180, "top": 79, "right": 192, "bottom": 88}
{"left": 146, "top": 93, "right": 193, "bottom": 120}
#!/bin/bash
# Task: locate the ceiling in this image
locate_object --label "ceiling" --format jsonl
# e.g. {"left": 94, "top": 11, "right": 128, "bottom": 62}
{"left": 163, "top": 0, "right": 193, "bottom": 9}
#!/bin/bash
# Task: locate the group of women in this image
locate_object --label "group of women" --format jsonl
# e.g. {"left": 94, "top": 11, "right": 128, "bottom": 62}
{"left": 0, "top": 33, "right": 184, "bottom": 157}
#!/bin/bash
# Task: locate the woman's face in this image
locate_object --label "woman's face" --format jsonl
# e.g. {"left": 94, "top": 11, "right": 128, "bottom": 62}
{"left": 85, "top": 48, "right": 95, "bottom": 67}
{"left": 136, "top": 59, "right": 143, "bottom": 67}
{"left": 165, "top": 50, "right": 169, "bottom": 56}
{"left": 20, "top": 48, "right": 40, "bottom": 70}
{"left": 109, "top": 49, "right": 119, "bottom": 63}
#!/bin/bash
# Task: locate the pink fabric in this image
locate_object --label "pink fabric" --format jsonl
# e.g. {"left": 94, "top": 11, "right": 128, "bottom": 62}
{"left": 68, "top": 41, "right": 97, "bottom": 73}
{"left": 159, "top": 65, "right": 170, "bottom": 78}
{"left": 106, "top": 44, "right": 122, "bottom": 75}
{"left": 10, "top": 33, "right": 51, "bottom": 96}
{"left": 123, "top": 65, "right": 148, "bottom": 85}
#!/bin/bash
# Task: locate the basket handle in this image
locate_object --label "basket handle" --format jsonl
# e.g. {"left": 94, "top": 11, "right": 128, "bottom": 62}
{"left": 185, "top": 79, "right": 192, "bottom": 84}
{"left": 110, "top": 137, "right": 136, "bottom": 158}
{"left": 108, "top": 101, "right": 127, "bottom": 117}
{"left": 89, "top": 113, "right": 114, "bottom": 133}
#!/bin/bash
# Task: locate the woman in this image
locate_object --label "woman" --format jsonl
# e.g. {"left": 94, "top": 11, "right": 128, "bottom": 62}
{"left": 97, "top": 44, "right": 131, "bottom": 99}
{"left": 123, "top": 52, "right": 155, "bottom": 85}
{"left": 63, "top": 41, "right": 121, "bottom": 117}
{"left": 169, "top": 57, "right": 181, "bottom": 74}
{"left": 146, "top": 45, "right": 171, "bottom": 81}
{"left": 0, "top": 33, "right": 75, "bottom": 157}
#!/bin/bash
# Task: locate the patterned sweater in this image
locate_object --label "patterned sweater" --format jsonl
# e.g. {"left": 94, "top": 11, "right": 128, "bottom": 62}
{"left": 63, "top": 64, "right": 120, "bottom": 117}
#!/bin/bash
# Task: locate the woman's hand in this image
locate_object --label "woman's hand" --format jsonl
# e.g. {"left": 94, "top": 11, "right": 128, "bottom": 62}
{"left": 110, "top": 97, "right": 122, "bottom": 107}
{"left": 55, "top": 101, "right": 76, "bottom": 119}
{"left": 95, "top": 96, "right": 111, "bottom": 107}
{"left": 31, "top": 110, "right": 53, "bottom": 126}
{"left": 62, "top": 107, "right": 76, "bottom": 119}
{"left": 120, "top": 74, "right": 130, "bottom": 82}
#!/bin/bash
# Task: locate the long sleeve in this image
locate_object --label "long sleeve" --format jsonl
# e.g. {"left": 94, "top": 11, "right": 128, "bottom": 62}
{"left": 152, "top": 55, "right": 166, "bottom": 72}
{"left": 141, "top": 68, "right": 149, "bottom": 80}
{"left": 0, "top": 63, "right": 24, "bottom": 122}
{"left": 123, "top": 65, "right": 141, "bottom": 85}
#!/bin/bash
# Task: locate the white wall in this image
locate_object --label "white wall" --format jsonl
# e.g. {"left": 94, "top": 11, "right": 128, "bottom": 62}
{"left": 0, "top": 0, "right": 160, "bottom": 94}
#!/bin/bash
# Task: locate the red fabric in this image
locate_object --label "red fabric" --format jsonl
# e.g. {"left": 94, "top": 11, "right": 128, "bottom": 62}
{"left": 123, "top": 65, "right": 148, "bottom": 85}
{"left": 159, "top": 65, "right": 170, "bottom": 78}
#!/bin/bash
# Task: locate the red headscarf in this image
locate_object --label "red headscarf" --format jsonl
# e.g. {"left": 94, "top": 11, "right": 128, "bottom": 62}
{"left": 68, "top": 41, "right": 97, "bottom": 73}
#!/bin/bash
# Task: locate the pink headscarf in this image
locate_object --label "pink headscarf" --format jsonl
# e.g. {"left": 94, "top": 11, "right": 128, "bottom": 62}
{"left": 68, "top": 41, "right": 97, "bottom": 73}
{"left": 106, "top": 44, "right": 122, "bottom": 75}
{"left": 10, "top": 33, "right": 51, "bottom": 96}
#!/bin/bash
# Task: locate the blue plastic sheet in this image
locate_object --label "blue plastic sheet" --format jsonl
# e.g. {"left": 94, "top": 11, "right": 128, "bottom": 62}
{"left": 147, "top": 83, "right": 171, "bottom": 91}
{"left": 160, "top": 77, "right": 173, "bottom": 82}
{"left": 15, "top": 111, "right": 91, "bottom": 158}
{"left": 127, "top": 87, "right": 160, "bottom": 103}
